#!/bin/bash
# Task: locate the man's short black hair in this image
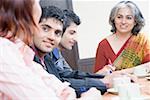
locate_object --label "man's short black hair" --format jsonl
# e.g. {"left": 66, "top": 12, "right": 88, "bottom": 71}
{"left": 63, "top": 9, "right": 81, "bottom": 32}
{"left": 39, "top": 6, "right": 65, "bottom": 25}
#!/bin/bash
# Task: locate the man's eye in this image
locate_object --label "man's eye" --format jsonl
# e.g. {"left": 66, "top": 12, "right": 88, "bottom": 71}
{"left": 55, "top": 31, "right": 62, "bottom": 37}
{"left": 70, "top": 32, "right": 75, "bottom": 35}
{"left": 42, "top": 26, "right": 49, "bottom": 32}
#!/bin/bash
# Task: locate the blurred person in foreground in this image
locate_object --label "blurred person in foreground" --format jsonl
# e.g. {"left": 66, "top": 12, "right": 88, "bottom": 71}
{"left": 0, "top": 0, "right": 101, "bottom": 99}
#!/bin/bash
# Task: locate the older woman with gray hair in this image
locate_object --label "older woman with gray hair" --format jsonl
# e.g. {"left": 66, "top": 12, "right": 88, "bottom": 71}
{"left": 94, "top": 1, "right": 150, "bottom": 75}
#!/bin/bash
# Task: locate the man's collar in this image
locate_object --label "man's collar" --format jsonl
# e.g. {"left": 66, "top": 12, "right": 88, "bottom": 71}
{"left": 52, "top": 48, "right": 60, "bottom": 59}
{"left": 31, "top": 45, "right": 45, "bottom": 60}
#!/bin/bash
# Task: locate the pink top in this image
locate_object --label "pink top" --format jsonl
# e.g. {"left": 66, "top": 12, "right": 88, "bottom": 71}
{"left": 0, "top": 37, "right": 74, "bottom": 100}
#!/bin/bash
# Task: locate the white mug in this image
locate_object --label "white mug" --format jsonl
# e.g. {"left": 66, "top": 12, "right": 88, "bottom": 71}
{"left": 118, "top": 84, "right": 129, "bottom": 100}
{"left": 118, "top": 83, "right": 141, "bottom": 100}
{"left": 127, "top": 83, "right": 141, "bottom": 98}
{"left": 113, "top": 76, "right": 131, "bottom": 91}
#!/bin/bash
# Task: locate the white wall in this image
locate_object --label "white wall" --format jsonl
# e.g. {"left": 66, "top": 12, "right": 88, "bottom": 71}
{"left": 72, "top": 0, "right": 150, "bottom": 59}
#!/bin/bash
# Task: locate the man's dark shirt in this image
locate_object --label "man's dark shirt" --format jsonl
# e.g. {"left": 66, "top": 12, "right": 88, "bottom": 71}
{"left": 33, "top": 48, "right": 107, "bottom": 97}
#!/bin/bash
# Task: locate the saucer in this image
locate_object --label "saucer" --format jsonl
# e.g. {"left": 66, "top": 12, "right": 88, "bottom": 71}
{"left": 130, "top": 96, "right": 150, "bottom": 100}
{"left": 146, "top": 77, "right": 150, "bottom": 81}
{"left": 136, "top": 73, "right": 150, "bottom": 78}
{"left": 111, "top": 96, "right": 150, "bottom": 100}
{"left": 107, "top": 88, "right": 118, "bottom": 94}
{"left": 107, "top": 85, "right": 143, "bottom": 95}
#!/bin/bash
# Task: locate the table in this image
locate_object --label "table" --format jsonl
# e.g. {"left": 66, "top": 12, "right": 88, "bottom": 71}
{"left": 102, "top": 77, "right": 150, "bottom": 100}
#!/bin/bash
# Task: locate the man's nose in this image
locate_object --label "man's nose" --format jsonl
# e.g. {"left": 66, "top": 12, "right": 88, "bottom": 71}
{"left": 48, "top": 31, "right": 56, "bottom": 40}
{"left": 74, "top": 35, "right": 78, "bottom": 42}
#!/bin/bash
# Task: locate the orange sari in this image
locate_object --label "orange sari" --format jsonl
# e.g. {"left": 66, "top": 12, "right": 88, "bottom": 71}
{"left": 113, "top": 33, "right": 150, "bottom": 70}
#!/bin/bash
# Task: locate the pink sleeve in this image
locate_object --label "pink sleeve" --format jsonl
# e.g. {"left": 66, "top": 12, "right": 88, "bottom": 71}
{"left": 0, "top": 38, "right": 60, "bottom": 100}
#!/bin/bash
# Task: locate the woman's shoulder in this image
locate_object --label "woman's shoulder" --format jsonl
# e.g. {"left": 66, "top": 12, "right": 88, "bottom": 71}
{"left": 99, "top": 34, "right": 113, "bottom": 45}
{"left": 0, "top": 37, "right": 23, "bottom": 53}
{"left": 98, "top": 38, "right": 108, "bottom": 47}
{"left": 99, "top": 35, "right": 110, "bottom": 44}
{"left": 134, "top": 33, "right": 149, "bottom": 42}
{"left": 0, "top": 37, "right": 25, "bottom": 64}
{"left": 0, "top": 37, "right": 16, "bottom": 47}
{"left": 135, "top": 33, "right": 148, "bottom": 38}
{"left": 0, "top": 37, "right": 11, "bottom": 43}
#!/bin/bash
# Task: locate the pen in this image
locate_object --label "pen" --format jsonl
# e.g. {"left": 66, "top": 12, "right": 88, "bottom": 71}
{"left": 108, "top": 59, "right": 115, "bottom": 71}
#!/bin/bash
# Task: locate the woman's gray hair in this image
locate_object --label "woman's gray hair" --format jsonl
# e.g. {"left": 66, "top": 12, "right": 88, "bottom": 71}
{"left": 109, "top": 1, "right": 145, "bottom": 35}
